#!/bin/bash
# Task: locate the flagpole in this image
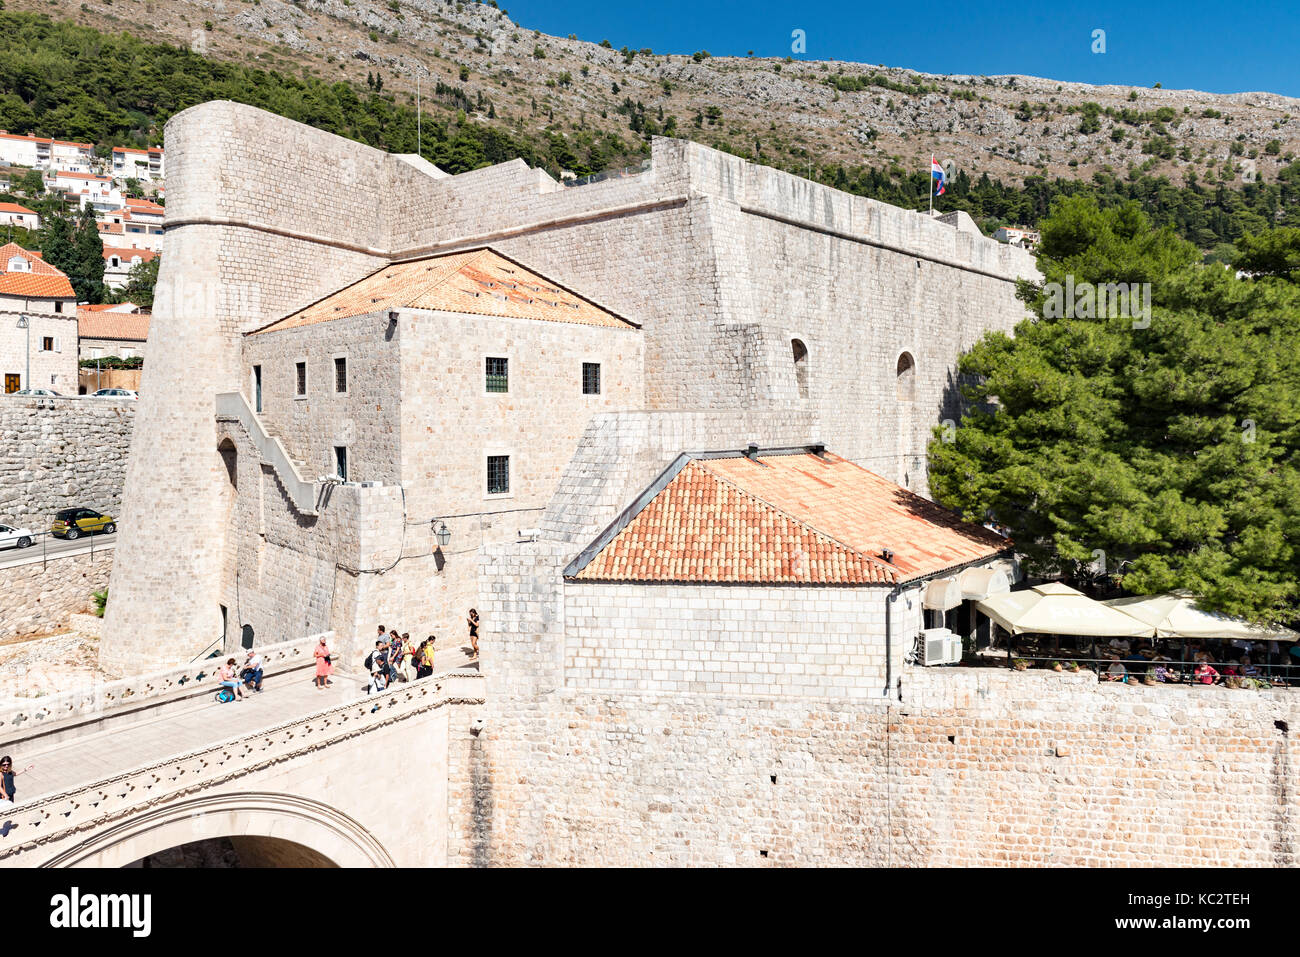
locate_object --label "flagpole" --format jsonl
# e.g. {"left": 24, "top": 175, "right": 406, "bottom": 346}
{"left": 928, "top": 154, "right": 934, "bottom": 217}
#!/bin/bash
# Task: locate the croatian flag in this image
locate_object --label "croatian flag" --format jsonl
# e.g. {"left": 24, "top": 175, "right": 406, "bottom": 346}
{"left": 931, "top": 156, "right": 946, "bottom": 197}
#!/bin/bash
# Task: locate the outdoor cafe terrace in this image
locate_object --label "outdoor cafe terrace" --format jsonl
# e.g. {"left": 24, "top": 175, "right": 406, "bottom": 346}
{"left": 954, "top": 584, "right": 1300, "bottom": 689}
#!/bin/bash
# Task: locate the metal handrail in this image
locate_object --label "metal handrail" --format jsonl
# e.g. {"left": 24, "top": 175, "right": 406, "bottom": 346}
{"left": 996, "top": 651, "right": 1298, "bottom": 687}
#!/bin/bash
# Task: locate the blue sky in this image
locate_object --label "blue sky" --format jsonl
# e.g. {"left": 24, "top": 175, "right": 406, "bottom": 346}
{"left": 503, "top": 0, "right": 1300, "bottom": 98}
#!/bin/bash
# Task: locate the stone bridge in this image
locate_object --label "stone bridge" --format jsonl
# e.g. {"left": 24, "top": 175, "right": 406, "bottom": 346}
{"left": 0, "top": 636, "right": 484, "bottom": 867}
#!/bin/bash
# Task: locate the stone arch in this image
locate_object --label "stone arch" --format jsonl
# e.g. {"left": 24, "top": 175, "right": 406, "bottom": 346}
{"left": 896, "top": 351, "right": 916, "bottom": 402}
{"left": 791, "top": 338, "right": 809, "bottom": 400}
{"left": 40, "top": 791, "right": 395, "bottom": 869}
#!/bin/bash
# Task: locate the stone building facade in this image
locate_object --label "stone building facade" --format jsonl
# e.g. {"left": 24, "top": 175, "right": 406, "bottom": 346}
{"left": 0, "top": 243, "right": 78, "bottom": 395}
{"left": 102, "top": 100, "right": 1036, "bottom": 673}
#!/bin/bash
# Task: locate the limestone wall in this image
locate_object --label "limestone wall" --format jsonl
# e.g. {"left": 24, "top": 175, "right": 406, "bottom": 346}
{"left": 0, "top": 549, "right": 112, "bottom": 640}
{"left": 0, "top": 396, "right": 135, "bottom": 527}
{"left": 452, "top": 649, "right": 1299, "bottom": 866}
{"left": 564, "top": 581, "right": 911, "bottom": 699}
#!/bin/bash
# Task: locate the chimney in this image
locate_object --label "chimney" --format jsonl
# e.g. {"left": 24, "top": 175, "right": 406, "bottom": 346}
{"left": 744, "top": 442, "right": 760, "bottom": 460}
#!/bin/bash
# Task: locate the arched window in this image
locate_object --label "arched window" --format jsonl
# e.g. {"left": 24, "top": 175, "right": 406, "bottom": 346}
{"left": 791, "top": 338, "right": 809, "bottom": 400}
{"left": 896, "top": 352, "right": 916, "bottom": 402}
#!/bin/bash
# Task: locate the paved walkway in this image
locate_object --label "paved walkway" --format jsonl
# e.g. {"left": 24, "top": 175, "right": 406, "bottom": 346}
{"left": 13, "top": 644, "right": 479, "bottom": 803}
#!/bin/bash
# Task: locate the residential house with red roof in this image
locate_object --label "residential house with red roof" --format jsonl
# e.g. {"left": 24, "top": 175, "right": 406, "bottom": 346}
{"left": 0, "top": 202, "right": 39, "bottom": 231}
{"left": 111, "top": 146, "right": 164, "bottom": 181}
{"left": 0, "top": 131, "right": 94, "bottom": 174}
{"left": 0, "top": 243, "right": 78, "bottom": 393}
{"left": 102, "top": 246, "right": 157, "bottom": 291}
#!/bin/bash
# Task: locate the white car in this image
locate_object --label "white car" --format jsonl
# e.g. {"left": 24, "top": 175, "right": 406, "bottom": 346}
{"left": 0, "top": 524, "right": 34, "bottom": 549}
{"left": 91, "top": 388, "right": 138, "bottom": 399}
{"left": 9, "top": 388, "right": 61, "bottom": 397}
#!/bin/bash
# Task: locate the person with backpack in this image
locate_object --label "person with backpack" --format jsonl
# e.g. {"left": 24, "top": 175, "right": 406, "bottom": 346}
{"left": 313, "top": 636, "right": 333, "bottom": 690}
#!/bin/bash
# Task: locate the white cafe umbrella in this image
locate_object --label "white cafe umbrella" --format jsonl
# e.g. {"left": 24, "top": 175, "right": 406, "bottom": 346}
{"left": 975, "top": 582, "right": 1154, "bottom": 638}
{"left": 1104, "top": 591, "right": 1299, "bottom": 643}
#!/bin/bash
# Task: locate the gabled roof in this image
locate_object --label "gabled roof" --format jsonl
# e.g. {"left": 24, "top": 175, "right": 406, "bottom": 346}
{"left": 78, "top": 309, "right": 150, "bottom": 342}
{"left": 250, "top": 246, "right": 639, "bottom": 335}
{"left": 565, "top": 448, "right": 1011, "bottom": 586}
{"left": 0, "top": 202, "right": 37, "bottom": 215}
{"left": 102, "top": 246, "right": 156, "bottom": 264}
{"left": 0, "top": 242, "right": 75, "bottom": 299}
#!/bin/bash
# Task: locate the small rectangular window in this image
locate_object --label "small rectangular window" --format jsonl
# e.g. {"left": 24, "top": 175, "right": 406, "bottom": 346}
{"left": 582, "top": 362, "right": 601, "bottom": 395}
{"left": 334, "top": 356, "right": 347, "bottom": 394}
{"left": 334, "top": 446, "right": 348, "bottom": 481}
{"left": 487, "top": 455, "right": 510, "bottom": 495}
{"left": 485, "top": 356, "right": 508, "bottom": 393}
{"left": 295, "top": 361, "right": 307, "bottom": 397}
{"left": 41, "top": 336, "right": 53, "bottom": 352}
{"left": 54, "top": 301, "right": 63, "bottom": 314}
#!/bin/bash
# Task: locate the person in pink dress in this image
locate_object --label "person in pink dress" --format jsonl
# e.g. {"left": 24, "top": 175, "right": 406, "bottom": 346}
{"left": 313, "top": 636, "right": 333, "bottom": 689}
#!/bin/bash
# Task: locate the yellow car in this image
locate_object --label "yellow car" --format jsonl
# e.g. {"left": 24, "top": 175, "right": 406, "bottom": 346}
{"left": 51, "top": 507, "right": 116, "bottom": 540}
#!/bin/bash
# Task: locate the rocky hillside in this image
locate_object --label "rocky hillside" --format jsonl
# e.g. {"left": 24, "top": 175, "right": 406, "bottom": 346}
{"left": 8, "top": 0, "right": 1300, "bottom": 191}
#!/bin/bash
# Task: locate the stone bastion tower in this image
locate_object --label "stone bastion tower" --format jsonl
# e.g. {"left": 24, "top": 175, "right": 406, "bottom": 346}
{"left": 101, "top": 101, "right": 1037, "bottom": 673}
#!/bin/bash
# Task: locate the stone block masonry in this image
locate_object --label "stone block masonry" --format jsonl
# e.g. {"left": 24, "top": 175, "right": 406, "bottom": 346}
{"left": 449, "top": 664, "right": 1299, "bottom": 867}
{"left": 0, "top": 396, "right": 135, "bottom": 527}
{"left": 0, "top": 549, "right": 112, "bottom": 640}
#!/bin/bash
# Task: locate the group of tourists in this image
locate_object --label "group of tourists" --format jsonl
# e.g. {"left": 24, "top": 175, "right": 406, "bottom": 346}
{"left": 309, "top": 608, "right": 480, "bottom": 694}
{"left": 217, "top": 649, "right": 265, "bottom": 701}
{"left": 1095, "top": 636, "right": 1297, "bottom": 687}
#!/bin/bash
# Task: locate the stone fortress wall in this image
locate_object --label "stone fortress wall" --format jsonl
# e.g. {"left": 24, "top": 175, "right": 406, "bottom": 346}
{"left": 0, "top": 396, "right": 134, "bottom": 529}
{"left": 450, "top": 583, "right": 1299, "bottom": 866}
{"left": 102, "top": 102, "right": 1036, "bottom": 673}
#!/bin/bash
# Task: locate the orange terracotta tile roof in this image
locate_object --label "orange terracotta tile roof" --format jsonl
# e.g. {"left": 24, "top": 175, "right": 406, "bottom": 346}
{"left": 102, "top": 246, "right": 157, "bottom": 264}
{"left": 250, "top": 247, "right": 638, "bottom": 335}
{"left": 124, "top": 198, "right": 164, "bottom": 214}
{"left": 0, "top": 202, "right": 37, "bottom": 215}
{"left": 0, "top": 242, "right": 75, "bottom": 298}
{"left": 567, "top": 450, "right": 1011, "bottom": 586}
{"left": 0, "top": 133, "right": 92, "bottom": 149}
{"left": 78, "top": 310, "right": 150, "bottom": 342}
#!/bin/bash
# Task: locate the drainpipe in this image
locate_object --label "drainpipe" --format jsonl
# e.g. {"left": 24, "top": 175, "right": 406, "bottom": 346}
{"left": 884, "top": 582, "right": 903, "bottom": 700}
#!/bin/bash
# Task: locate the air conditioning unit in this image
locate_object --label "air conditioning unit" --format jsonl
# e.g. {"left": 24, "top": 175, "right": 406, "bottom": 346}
{"left": 919, "top": 627, "right": 963, "bottom": 666}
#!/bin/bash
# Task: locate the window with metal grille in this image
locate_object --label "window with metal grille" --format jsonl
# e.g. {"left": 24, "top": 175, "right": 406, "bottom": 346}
{"left": 485, "top": 356, "right": 508, "bottom": 393}
{"left": 487, "top": 455, "right": 510, "bottom": 495}
{"left": 334, "top": 356, "right": 347, "bottom": 394}
{"left": 295, "top": 361, "right": 307, "bottom": 396}
{"left": 582, "top": 362, "right": 601, "bottom": 395}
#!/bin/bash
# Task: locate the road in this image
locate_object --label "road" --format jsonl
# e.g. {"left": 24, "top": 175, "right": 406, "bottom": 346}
{"left": 0, "top": 531, "right": 116, "bottom": 569}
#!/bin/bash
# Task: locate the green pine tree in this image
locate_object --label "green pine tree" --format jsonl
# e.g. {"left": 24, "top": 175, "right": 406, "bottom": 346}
{"left": 929, "top": 196, "right": 1300, "bottom": 624}
{"left": 73, "top": 204, "right": 106, "bottom": 304}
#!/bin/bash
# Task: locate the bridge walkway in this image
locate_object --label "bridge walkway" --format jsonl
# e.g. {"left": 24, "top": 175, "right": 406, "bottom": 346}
{"left": 13, "top": 646, "right": 477, "bottom": 804}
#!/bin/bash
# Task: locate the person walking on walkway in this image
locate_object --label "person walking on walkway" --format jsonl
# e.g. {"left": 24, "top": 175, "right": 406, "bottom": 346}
{"left": 314, "top": 636, "right": 333, "bottom": 690}
{"left": 219, "top": 657, "right": 246, "bottom": 701}
{"left": 467, "top": 608, "right": 480, "bottom": 659}
{"left": 0, "top": 755, "right": 33, "bottom": 837}
{"left": 413, "top": 638, "right": 432, "bottom": 680}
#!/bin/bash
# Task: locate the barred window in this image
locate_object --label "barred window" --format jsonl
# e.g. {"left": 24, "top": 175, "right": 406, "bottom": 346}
{"left": 487, "top": 455, "right": 510, "bottom": 495}
{"left": 334, "top": 356, "right": 347, "bottom": 394}
{"left": 295, "top": 361, "right": 307, "bottom": 396}
{"left": 485, "top": 356, "right": 509, "bottom": 393}
{"left": 582, "top": 362, "right": 601, "bottom": 395}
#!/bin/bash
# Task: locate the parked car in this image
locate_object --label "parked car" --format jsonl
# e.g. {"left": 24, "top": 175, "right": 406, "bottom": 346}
{"left": 9, "top": 388, "right": 62, "bottom": 397}
{"left": 91, "top": 388, "right": 138, "bottom": 399}
{"left": 0, "top": 523, "right": 34, "bottom": 549}
{"left": 50, "top": 507, "right": 116, "bottom": 540}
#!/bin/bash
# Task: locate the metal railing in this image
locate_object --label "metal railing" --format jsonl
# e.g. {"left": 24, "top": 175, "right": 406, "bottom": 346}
{"left": 0, "top": 528, "right": 115, "bottom": 571}
{"left": 992, "top": 646, "right": 1299, "bottom": 689}
{"left": 562, "top": 158, "right": 651, "bottom": 188}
